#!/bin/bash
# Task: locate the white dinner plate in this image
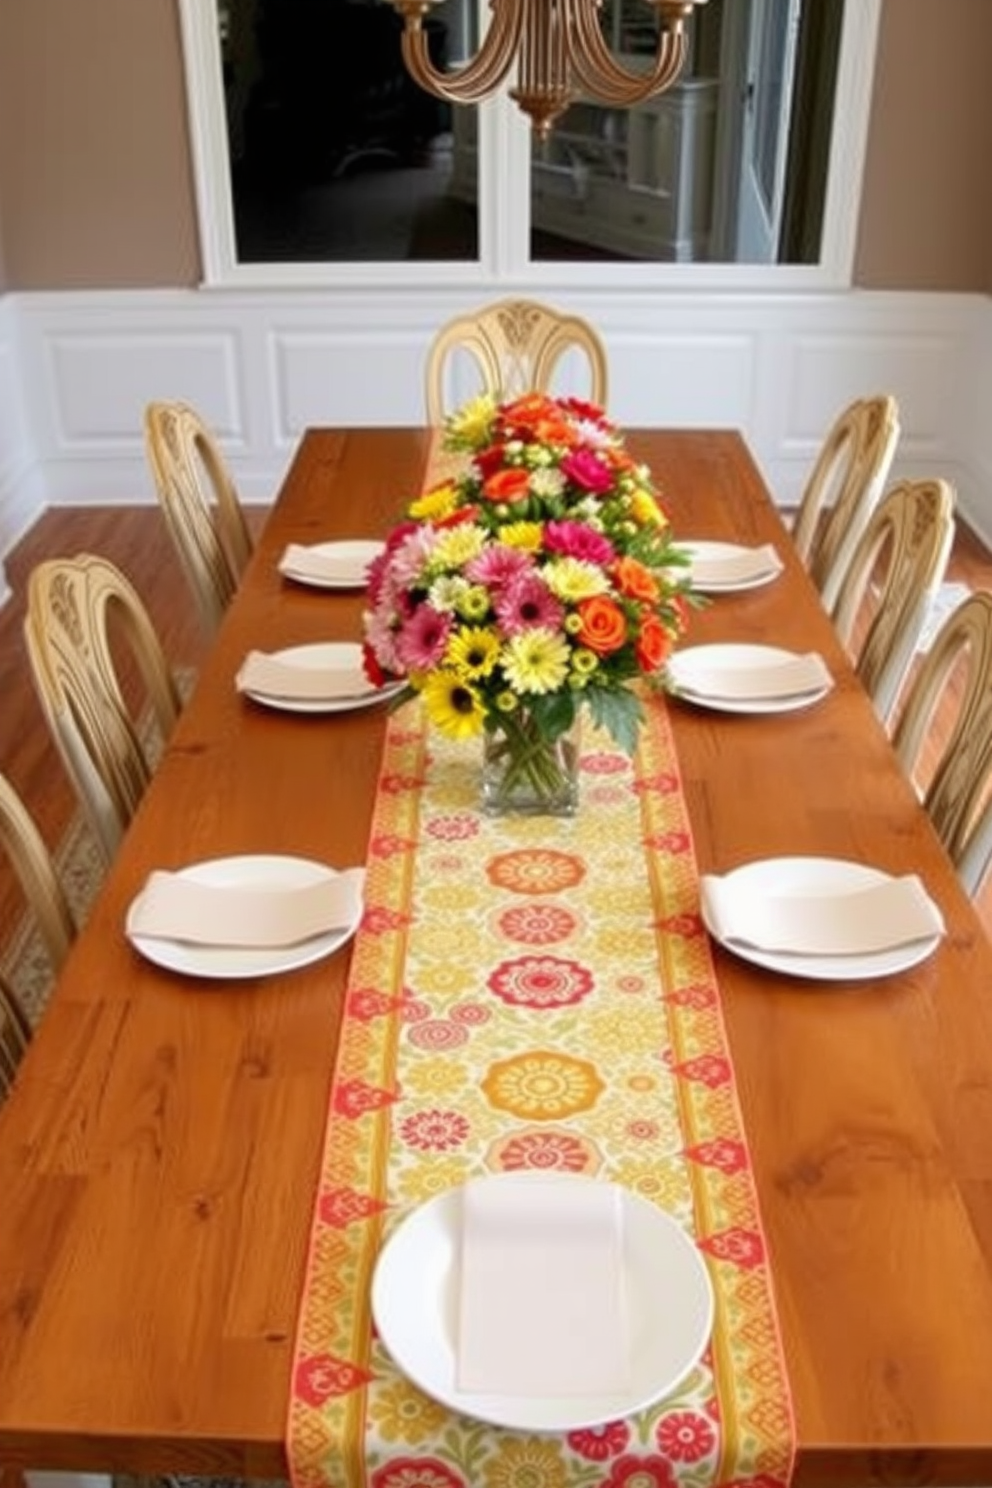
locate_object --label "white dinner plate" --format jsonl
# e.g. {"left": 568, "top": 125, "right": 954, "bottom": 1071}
{"left": 126, "top": 853, "right": 363, "bottom": 979}
{"left": 666, "top": 643, "right": 832, "bottom": 715}
{"left": 701, "top": 855, "right": 943, "bottom": 981}
{"left": 279, "top": 539, "right": 384, "bottom": 590}
{"left": 240, "top": 641, "right": 404, "bottom": 715}
{"left": 680, "top": 540, "right": 783, "bottom": 593}
{"left": 371, "top": 1173, "right": 714, "bottom": 1432}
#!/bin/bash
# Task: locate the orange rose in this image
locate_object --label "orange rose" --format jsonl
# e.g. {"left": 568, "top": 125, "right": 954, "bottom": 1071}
{"left": 482, "top": 468, "right": 532, "bottom": 502}
{"left": 576, "top": 596, "right": 627, "bottom": 655}
{"left": 613, "top": 556, "right": 660, "bottom": 604}
{"left": 635, "top": 615, "right": 673, "bottom": 672}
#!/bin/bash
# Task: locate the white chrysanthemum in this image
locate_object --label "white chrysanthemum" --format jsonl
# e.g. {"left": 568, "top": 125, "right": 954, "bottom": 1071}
{"left": 530, "top": 467, "right": 567, "bottom": 498}
{"left": 428, "top": 574, "right": 470, "bottom": 612}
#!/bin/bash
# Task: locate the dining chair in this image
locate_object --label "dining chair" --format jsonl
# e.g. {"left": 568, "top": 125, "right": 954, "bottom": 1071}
{"left": 144, "top": 400, "right": 255, "bottom": 637}
{"left": 828, "top": 478, "right": 956, "bottom": 726}
{"left": 0, "top": 970, "right": 32, "bottom": 1103}
{"left": 0, "top": 769, "right": 76, "bottom": 975}
{"left": 425, "top": 298, "right": 609, "bottom": 425}
{"left": 891, "top": 590, "right": 992, "bottom": 895}
{"left": 24, "top": 554, "right": 182, "bottom": 866}
{"left": 791, "top": 394, "right": 901, "bottom": 612}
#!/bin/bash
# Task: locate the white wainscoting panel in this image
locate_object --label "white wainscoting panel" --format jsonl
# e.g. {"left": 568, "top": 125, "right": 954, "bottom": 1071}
{"left": 5, "top": 286, "right": 991, "bottom": 552}
{"left": 0, "top": 295, "right": 45, "bottom": 599}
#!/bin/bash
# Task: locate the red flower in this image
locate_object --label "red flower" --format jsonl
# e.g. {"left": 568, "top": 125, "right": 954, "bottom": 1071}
{"left": 362, "top": 640, "right": 388, "bottom": 687}
{"left": 655, "top": 1410, "right": 716, "bottom": 1464}
{"left": 561, "top": 447, "right": 615, "bottom": 493}
{"left": 370, "top": 1460, "right": 466, "bottom": 1488}
{"left": 482, "top": 467, "right": 532, "bottom": 502}
{"left": 568, "top": 1420, "right": 630, "bottom": 1460}
{"left": 599, "top": 1453, "right": 678, "bottom": 1488}
{"left": 635, "top": 614, "right": 674, "bottom": 672}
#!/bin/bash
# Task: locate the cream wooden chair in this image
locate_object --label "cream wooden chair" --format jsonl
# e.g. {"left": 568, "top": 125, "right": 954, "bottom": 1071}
{"left": 0, "top": 970, "right": 32, "bottom": 1102}
{"left": 828, "top": 478, "right": 956, "bottom": 725}
{"left": 426, "top": 298, "right": 609, "bottom": 425}
{"left": 24, "top": 554, "right": 182, "bottom": 866}
{"left": 792, "top": 394, "right": 901, "bottom": 612}
{"left": 0, "top": 770, "right": 76, "bottom": 974}
{"left": 144, "top": 400, "right": 254, "bottom": 637}
{"left": 892, "top": 590, "right": 992, "bottom": 895}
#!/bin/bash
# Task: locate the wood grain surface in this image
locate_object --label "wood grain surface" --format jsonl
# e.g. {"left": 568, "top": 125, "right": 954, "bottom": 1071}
{"left": 1, "top": 428, "right": 991, "bottom": 1486}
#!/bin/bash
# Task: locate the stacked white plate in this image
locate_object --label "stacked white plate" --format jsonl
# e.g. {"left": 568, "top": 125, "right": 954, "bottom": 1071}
{"left": 666, "top": 643, "right": 833, "bottom": 714}
{"left": 680, "top": 540, "right": 784, "bottom": 594}
{"left": 278, "top": 539, "right": 384, "bottom": 590}
{"left": 126, "top": 855, "right": 365, "bottom": 979}
{"left": 236, "top": 641, "right": 404, "bottom": 714}
{"left": 700, "top": 856, "right": 945, "bottom": 980}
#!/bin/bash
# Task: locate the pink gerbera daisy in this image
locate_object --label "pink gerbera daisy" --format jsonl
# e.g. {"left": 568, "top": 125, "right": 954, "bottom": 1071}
{"left": 395, "top": 604, "right": 452, "bottom": 670}
{"left": 544, "top": 519, "right": 616, "bottom": 566}
{"left": 465, "top": 544, "right": 533, "bottom": 589}
{"left": 494, "top": 572, "right": 564, "bottom": 634}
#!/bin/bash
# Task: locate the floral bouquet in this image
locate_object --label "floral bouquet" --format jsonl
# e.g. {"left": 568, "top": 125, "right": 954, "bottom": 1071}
{"left": 362, "top": 392, "right": 695, "bottom": 814}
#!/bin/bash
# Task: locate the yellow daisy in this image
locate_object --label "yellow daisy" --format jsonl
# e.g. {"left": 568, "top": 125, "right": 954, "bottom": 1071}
{"left": 445, "top": 392, "right": 497, "bottom": 446}
{"left": 408, "top": 481, "right": 458, "bottom": 522}
{"left": 499, "top": 521, "right": 543, "bottom": 551}
{"left": 543, "top": 556, "right": 610, "bottom": 602}
{"left": 446, "top": 625, "right": 501, "bottom": 678}
{"left": 431, "top": 525, "right": 487, "bottom": 570}
{"left": 502, "top": 628, "right": 571, "bottom": 695}
{"left": 421, "top": 670, "right": 487, "bottom": 738}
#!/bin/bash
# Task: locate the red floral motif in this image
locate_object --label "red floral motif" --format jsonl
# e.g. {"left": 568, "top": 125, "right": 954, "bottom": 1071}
{"left": 497, "top": 902, "right": 579, "bottom": 946}
{"left": 586, "top": 785, "right": 627, "bottom": 806}
{"left": 368, "top": 833, "right": 415, "bottom": 858}
{"left": 294, "top": 1352, "right": 372, "bottom": 1405}
{"left": 378, "top": 773, "right": 426, "bottom": 794}
{"left": 599, "top": 1453, "right": 678, "bottom": 1488}
{"left": 401, "top": 1000, "right": 432, "bottom": 1022}
{"left": 370, "top": 1460, "right": 466, "bottom": 1488}
{"left": 655, "top": 1410, "right": 716, "bottom": 1464}
{"left": 664, "top": 983, "right": 716, "bottom": 1009}
{"left": 699, "top": 1226, "right": 766, "bottom": 1269}
{"left": 317, "top": 1187, "right": 387, "bottom": 1228}
{"left": 627, "top": 1119, "right": 659, "bottom": 1141}
{"left": 487, "top": 955, "right": 594, "bottom": 1009}
{"left": 673, "top": 1055, "right": 731, "bottom": 1089}
{"left": 450, "top": 1003, "right": 492, "bottom": 1025}
{"left": 332, "top": 1080, "right": 398, "bottom": 1118}
{"left": 407, "top": 1020, "right": 469, "bottom": 1051}
{"left": 568, "top": 1421, "right": 630, "bottom": 1460}
{"left": 655, "top": 912, "right": 704, "bottom": 938}
{"left": 633, "top": 771, "right": 680, "bottom": 795}
{"left": 486, "top": 848, "right": 585, "bottom": 896}
{"left": 399, "top": 1108, "right": 471, "bottom": 1151}
{"left": 685, "top": 1138, "right": 748, "bottom": 1174}
{"left": 489, "top": 1126, "right": 600, "bottom": 1174}
{"left": 362, "top": 906, "right": 412, "bottom": 934}
{"left": 644, "top": 830, "right": 691, "bottom": 854}
{"left": 581, "top": 752, "right": 628, "bottom": 775}
{"left": 346, "top": 988, "right": 403, "bottom": 1021}
{"left": 425, "top": 814, "right": 480, "bottom": 840}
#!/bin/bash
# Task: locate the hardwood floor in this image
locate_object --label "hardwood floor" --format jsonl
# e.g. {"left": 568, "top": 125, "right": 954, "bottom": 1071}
{"left": 1, "top": 502, "right": 991, "bottom": 987}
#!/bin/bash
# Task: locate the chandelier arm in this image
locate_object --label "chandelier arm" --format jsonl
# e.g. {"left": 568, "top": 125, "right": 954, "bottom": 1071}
{"left": 565, "top": 0, "right": 688, "bottom": 105}
{"left": 396, "top": 0, "right": 524, "bottom": 105}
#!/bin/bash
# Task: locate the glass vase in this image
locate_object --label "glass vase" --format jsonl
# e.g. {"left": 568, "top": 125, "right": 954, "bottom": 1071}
{"left": 480, "top": 712, "right": 580, "bottom": 818}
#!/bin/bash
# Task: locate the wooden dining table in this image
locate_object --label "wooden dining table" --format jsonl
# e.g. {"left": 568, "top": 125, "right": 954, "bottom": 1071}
{"left": 2, "top": 427, "right": 992, "bottom": 1488}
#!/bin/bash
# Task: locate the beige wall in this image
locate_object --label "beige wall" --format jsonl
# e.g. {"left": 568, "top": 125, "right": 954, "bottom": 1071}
{"left": 855, "top": 0, "right": 992, "bottom": 291}
{"left": 0, "top": 0, "right": 988, "bottom": 292}
{"left": 0, "top": 0, "right": 200, "bottom": 289}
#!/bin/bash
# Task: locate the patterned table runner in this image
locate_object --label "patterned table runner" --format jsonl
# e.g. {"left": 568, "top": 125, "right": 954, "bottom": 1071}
{"left": 287, "top": 699, "right": 794, "bottom": 1488}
